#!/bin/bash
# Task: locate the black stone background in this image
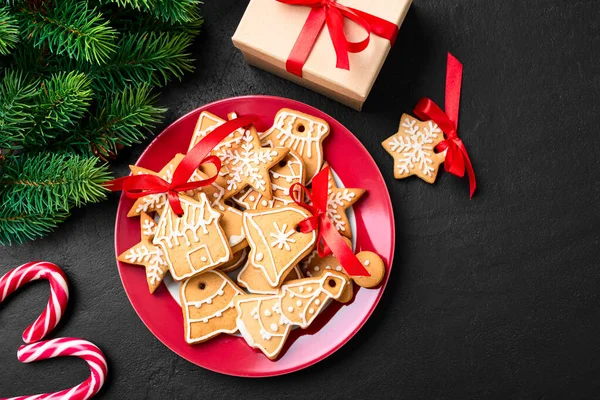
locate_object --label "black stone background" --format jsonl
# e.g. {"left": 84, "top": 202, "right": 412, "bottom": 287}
{"left": 1, "top": 0, "right": 600, "bottom": 398}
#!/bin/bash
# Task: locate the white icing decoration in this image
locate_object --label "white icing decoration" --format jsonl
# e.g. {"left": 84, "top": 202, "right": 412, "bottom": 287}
{"left": 314, "top": 266, "right": 320, "bottom": 271}
{"left": 309, "top": 308, "right": 315, "bottom": 314}
{"left": 325, "top": 266, "right": 331, "bottom": 270}
{"left": 364, "top": 259, "right": 371, "bottom": 266}
{"left": 264, "top": 310, "right": 272, "bottom": 317}
{"left": 315, "top": 299, "right": 320, "bottom": 305}
{"left": 287, "top": 306, "right": 294, "bottom": 312}
{"left": 270, "top": 323, "right": 278, "bottom": 332}
{"left": 388, "top": 118, "right": 441, "bottom": 177}
{"left": 255, "top": 253, "right": 264, "bottom": 262}
{"left": 296, "top": 300, "right": 302, "bottom": 307}
{"left": 261, "top": 200, "right": 268, "bottom": 206}
{"left": 298, "top": 286, "right": 304, "bottom": 293}
{"left": 269, "top": 222, "right": 296, "bottom": 251}
{"left": 335, "top": 266, "right": 343, "bottom": 271}
{"left": 307, "top": 287, "right": 313, "bottom": 292}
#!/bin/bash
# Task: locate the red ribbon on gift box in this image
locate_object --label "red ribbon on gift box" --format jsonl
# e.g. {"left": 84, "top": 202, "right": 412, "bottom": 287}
{"left": 291, "top": 166, "right": 370, "bottom": 277}
{"left": 105, "top": 116, "right": 257, "bottom": 216}
{"left": 277, "top": 0, "right": 399, "bottom": 77}
{"left": 414, "top": 53, "right": 477, "bottom": 198}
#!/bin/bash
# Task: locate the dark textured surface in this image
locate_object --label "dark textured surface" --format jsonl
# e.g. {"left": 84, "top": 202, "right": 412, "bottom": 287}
{"left": 2, "top": 0, "right": 600, "bottom": 398}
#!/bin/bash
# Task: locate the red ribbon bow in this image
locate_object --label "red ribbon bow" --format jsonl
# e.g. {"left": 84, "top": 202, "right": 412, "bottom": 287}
{"left": 105, "top": 116, "right": 257, "bottom": 216}
{"left": 277, "top": 0, "right": 399, "bottom": 77}
{"left": 291, "top": 166, "right": 370, "bottom": 277}
{"left": 413, "top": 53, "right": 477, "bottom": 198}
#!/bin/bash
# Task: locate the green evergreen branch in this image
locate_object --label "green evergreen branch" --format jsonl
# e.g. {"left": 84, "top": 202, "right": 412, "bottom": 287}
{"left": 0, "top": 69, "right": 38, "bottom": 147}
{"left": 18, "top": 1, "right": 117, "bottom": 64}
{"left": 0, "top": 208, "right": 70, "bottom": 245}
{"left": 72, "top": 84, "right": 165, "bottom": 157}
{"left": 24, "top": 71, "right": 93, "bottom": 145}
{"left": 103, "top": 0, "right": 202, "bottom": 24}
{"left": 90, "top": 31, "right": 194, "bottom": 94}
{"left": 0, "top": 152, "right": 112, "bottom": 214}
{"left": 0, "top": 6, "right": 19, "bottom": 55}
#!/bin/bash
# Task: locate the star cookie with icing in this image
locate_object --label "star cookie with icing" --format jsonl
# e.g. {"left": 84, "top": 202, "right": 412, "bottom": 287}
{"left": 232, "top": 149, "right": 305, "bottom": 210}
{"left": 117, "top": 212, "right": 169, "bottom": 294}
{"left": 321, "top": 163, "right": 365, "bottom": 239}
{"left": 260, "top": 108, "right": 330, "bottom": 183}
{"left": 180, "top": 270, "right": 245, "bottom": 343}
{"left": 215, "top": 125, "right": 289, "bottom": 199}
{"left": 235, "top": 271, "right": 350, "bottom": 359}
{"left": 382, "top": 114, "right": 446, "bottom": 184}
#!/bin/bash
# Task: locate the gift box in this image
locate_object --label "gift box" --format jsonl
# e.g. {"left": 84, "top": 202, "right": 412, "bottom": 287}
{"left": 232, "top": 0, "right": 412, "bottom": 110}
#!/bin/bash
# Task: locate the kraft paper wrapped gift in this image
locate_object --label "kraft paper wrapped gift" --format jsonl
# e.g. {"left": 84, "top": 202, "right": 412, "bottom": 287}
{"left": 232, "top": 0, "right": 412, "bottom": 110}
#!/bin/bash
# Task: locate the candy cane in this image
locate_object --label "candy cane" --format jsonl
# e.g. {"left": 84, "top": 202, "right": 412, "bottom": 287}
{"left": 4, "top": 338, "right": 108, "bottom": 400}
{"left": 0, "top": 261, "right": 69, "bottom": 344}
{"left": 0, "top": 262, "right": 107, "bottom": 400}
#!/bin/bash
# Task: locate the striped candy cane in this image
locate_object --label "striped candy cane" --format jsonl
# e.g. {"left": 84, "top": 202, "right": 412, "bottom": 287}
{"left": 4, "top": 338, "right": 108, "bottom": 400}
{"left": 0, "top": 262, "right": 108, "bottom": 400}
{"left": 0, "top": 261, "right": 69, "bottom": 343}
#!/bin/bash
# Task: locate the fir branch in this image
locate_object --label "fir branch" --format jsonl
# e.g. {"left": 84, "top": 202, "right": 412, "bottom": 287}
{"left": 90, "top": 31, "right": 194, "bottom": 94}
{"left": 74, "top": 84, "right": 165, "bottom": 157}
{"left": 0, "top": 207, "right": 69, "bottom": 245}
{"left": 0, "top": 6, "right": 19, "bottom": 55}
{"left": 103, "top": 0, "right": 202, "bottom": 24}
{"left": 0, "top": 69, "right": 38, "bottom": 148}
{"left": 18, "top": 1, "right": 118, "bottom": 64}
{"left": 24, "top": 71, "right": 93, "bottom": 146}
{"left": 0, "top": 152, "right": 112, "bottom": 214}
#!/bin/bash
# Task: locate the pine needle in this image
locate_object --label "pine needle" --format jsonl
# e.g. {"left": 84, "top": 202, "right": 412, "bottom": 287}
{"left": 0, "top": 208, "right": 70, "bottom": 246}
{"left": 0, "top": 6, "right": 19, "bottom": 55}
{"left": 0, "top": 69, "right": 38, "bottom": 147}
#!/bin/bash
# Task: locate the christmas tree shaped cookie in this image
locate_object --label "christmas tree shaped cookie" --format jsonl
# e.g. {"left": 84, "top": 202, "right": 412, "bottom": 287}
{"left": 382, "top": 114, "right": 446, "bottom": 183}
{"left": 260, "top": 108, "right": 330, "bottom": 183}
{"left": 235, "top": 271, "right": 350, "bottom": 359}
{"left": 117, "top": 212, "right": 169, "bottom": 294}
{"left": 232, "top": 149, "right": 306, "bottom": 210}
{"left": 153, "top": 193, "right": 232, "bottom": 281}
{"left": 180, "top": 270, "right": 244, "bottom": 343}
{"left": 127, "top": 153, "right": 205, "bottom": 217}
{"left": 243, "top": 207, "right": 316, "bottom": 287}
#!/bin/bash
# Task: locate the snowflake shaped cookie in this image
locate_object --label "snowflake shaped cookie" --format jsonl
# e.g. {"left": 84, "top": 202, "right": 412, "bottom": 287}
{"left": 382, "top": 114, "right": 446, "bottom": 184}
{"left": 117, "top": 212, "right": 169, "bottom": 294}
{"left": 321, "top": 164, "right": 365, "bottom": 239}
{"left": 126, "top": 153, "right": 205, "bottom": 217}
{"left": 216, "top": 126, "right": 289, "bottom": 199}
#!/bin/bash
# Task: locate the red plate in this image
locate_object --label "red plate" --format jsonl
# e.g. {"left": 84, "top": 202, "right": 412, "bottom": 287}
{"left": 114, "top": 96, "right": 395, "bottom": 377}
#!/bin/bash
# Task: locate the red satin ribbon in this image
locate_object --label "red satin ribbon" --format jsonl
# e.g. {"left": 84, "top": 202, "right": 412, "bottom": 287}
{"left": 413, "top": 53, "right": 477, "bottom": 198}
{"left": 277, "top": 0, "right": 399, "bottom": 77}
{"left": 291, "top": 166, "right": 370, "bottom": 277}
{"left": 105, "top": 116, "right": 257, "bottom": 216}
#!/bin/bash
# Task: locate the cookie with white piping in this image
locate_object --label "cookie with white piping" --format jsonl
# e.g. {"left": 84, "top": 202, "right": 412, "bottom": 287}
{"left": 180, "top": 270, "right": 244, "bottom": 344}
{"left": 382, "top": 114, "right": 446, "bottom": 184}
{"left": 260, "top": 108, "right": 330, "bottom": 183}
{"left": 117, "top": 212, "right": 169, "bottom": 294}
{"left": 235, "top": 271, "right": 349, "bottom": 359}
{"left": 232, "top": 149, "right": 305, "bottom": 210}
{"left": 153, "top": 193, "right": 232, "bottom": 281}
{"left": 219, "top": 247, "right": 248, "bottom": 273}
{"left": 242, "top": 206, "right": 316, "bottom": 287}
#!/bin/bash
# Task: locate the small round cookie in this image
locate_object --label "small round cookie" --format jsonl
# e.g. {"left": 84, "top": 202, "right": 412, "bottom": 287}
{"left": 353, "top": 252, "right": 386, "bottom": 288}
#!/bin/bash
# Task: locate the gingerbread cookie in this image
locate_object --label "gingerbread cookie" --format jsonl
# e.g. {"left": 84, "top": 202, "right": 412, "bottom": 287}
{"left": 237, "top": 262, "right": 303, "bottom": 294}
{"left": 188, "top": 111, "right": 245, "bottom": 153}
{"left": 235, "top": 271, "right": 350, "bottom": 359}
{"left": 117, "top": 212, "right": 169, "bottom": 294}
{"left": 127, "top": 154, "right": 205, "bottom": 217}
{"left": 232, "top": 149, "right": 305, "bottom": 210}
{"left": 382, "top": 114, "right": 445, "bottom": 183}
{"left": 243, "top": 206, "right": 316, "bottom": 287}
{"left": 180, "top": 270, "right": 244, "bottom": 343}
{"left": 153, "top": 193, "right": 232, "bottom": 281}
{"left": 260, "top": 108, "right": 330, "bottom": 183}
{"left": 215, "top": 125, "right": 289, "bottom": 199}
{"left": 321, "top": 164, "right": 365, "bottom": 238}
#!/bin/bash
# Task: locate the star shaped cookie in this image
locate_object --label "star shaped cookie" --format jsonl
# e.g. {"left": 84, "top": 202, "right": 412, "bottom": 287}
{"left": 126, "top": 153, "right": 204, "bottom": 217}
{"left": 322, "top": 164, "right": 365, "bottom": 239}
{"left": 382, "top": 114, "right": 446, "bottom": 184}
{"left": 215, "top": 126, "right": 289, "bottom": 199}
{"left": 117, "top": 212, "right": 169, "bottom": 294}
